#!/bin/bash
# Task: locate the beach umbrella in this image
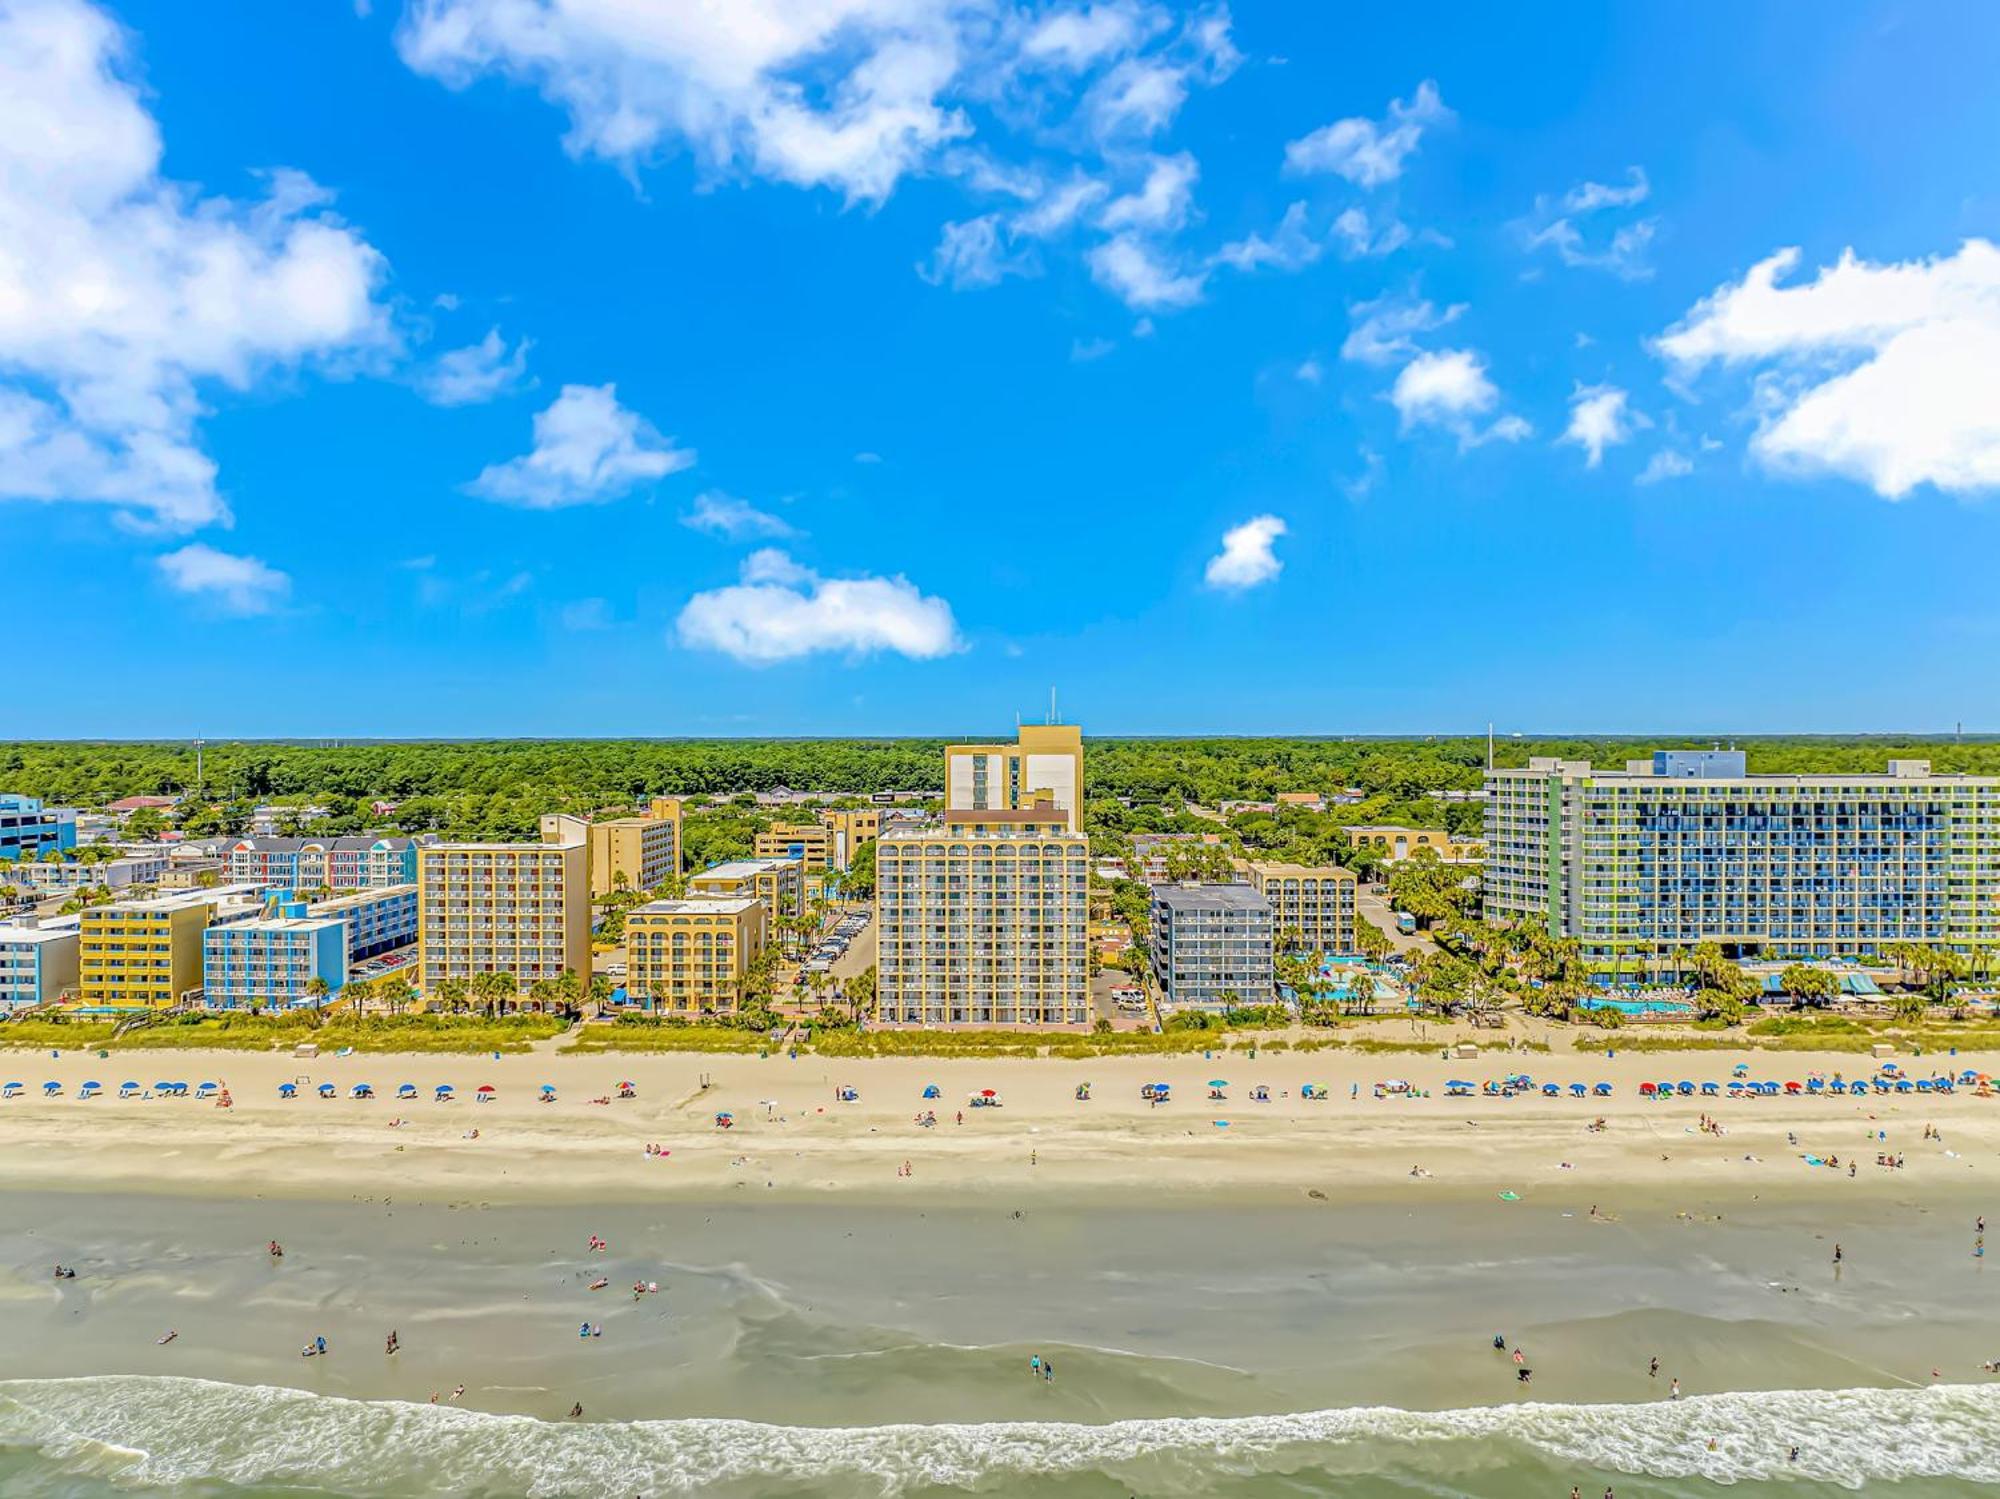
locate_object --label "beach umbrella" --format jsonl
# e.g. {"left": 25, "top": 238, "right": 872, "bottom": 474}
{"left": 42, "top": 1081, "right": 60, "bottom": 1094}
{"left": 0, "top": 1082, "right": 19, "bottom": 1094}
{"left": 397, "top": 1083, "right": 417, "bottom": 1097}
{"left": 279, "top": 1083, "right": 297, "bottom": 1096}
{"left": 1732, "top": 1064, "right": 1749, "bottom": 1076}
{"left": 318, "top": 1082, "right": 335, "bottom": 1097}
{"left": 1208, "top": 1079, "right": 1228, "bottom": 1088}
{"left": 540, "top": 1084, "right": 557, "bottom": 1095}
{"left": 196, "top": 1082, "right": 217, "bottom": 1094}
{"left": 981, "top": 1088, "right": 997, "bottom": 1097}
{"left": 154, "top": 1081, "right": 174, "bottom": 1091}
{"left": 81, "top": 1080, "right": 100, "bottom": 1091}
{"left": 477, "top": 1085, "right": 496, "bottom": 1095}
{"left": 1570, "top": 1083, "right": 1588, "bottom": 1097}
{"left": 119, "top": 1081, "right": 139, "bottom": 1094}
{"left": 619, "top": 1082, "right": 635, "bottom": 1091}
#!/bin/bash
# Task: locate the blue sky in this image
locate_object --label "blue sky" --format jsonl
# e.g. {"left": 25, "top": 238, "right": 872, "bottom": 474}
{"left": 8, "top": 1, "right": 2000, "bottom": 738}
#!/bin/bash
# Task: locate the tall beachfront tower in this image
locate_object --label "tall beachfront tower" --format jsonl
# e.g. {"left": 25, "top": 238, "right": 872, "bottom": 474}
{"left": 943, "top": 724, "right": 1084, "bottom": 834}
{"left": 417, "top": 837, "right": 589, "bottom": 996}
{"left": 1484, "top": 750, "right": 2000, "bottom": 968}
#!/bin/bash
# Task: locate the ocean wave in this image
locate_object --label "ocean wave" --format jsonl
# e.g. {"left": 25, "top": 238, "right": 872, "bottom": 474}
{"left": 0, "top": 1376, "right": 1996, "bottom": 1495}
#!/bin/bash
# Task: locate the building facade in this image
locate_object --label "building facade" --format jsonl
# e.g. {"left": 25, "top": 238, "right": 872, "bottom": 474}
{"left": 944, "top": 725, "right": 1084, "bottom": 834}
{"left": 417, "top": 841, "right": 590, "bottom": 994}
{"left": 77, "top": 896, "right": 214, "bottom": 1008}
{"left": 1242, "top": 861, "right": 1357, "bottom": 955}
{"left": 755, "top": 822, "right": 832, "bottom": 875}
{"left": 0, "top": 924, "right": 80, "bottom": 1010}
{"left": 819, "top": 808, "right": 880, "bottom": 871}
{"left": 688, "top": 857, "right": 805, "bottom": 919}
{"left": 1484, "top": 751, "right": 2000, "bottom": 964}
{"left": 0, "top": 795, "right": 77, "bottom": 864}
{"left": 1149, "top": 884, "right": 1276, "bottom": 1009}
{"left": 202, "top": 918, "right": 347, "bottom": 1009}
{"left": 593, "top": 815, "right": 680, "bottom": 896}
{"left": 875, "top": 809, "right": 1090, "bottom": 1026}
{"left": 2, "top": 852, "right": 170, "bottom": 894}
{"left": 224, "top": 836, "right": 419, "bottom": 890}
{"left": 1346, "top": 825, "right": 1484, "bottom": 864}
{"left": 306, "top": 884, "right": 419, "bottom": 960}
{"left": 625, "top": 897, "right": 766, "bottom": 1014}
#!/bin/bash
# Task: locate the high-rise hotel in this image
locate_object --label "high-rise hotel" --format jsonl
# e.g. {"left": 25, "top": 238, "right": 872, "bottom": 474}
{"left": 876, "top": 725, "right": 1090, "bottom": 1026}
{"left": 417, "top": 832, "right": 590, "bottom": 994}
{"left": 1484, "top": 750, "right": 2000, "bottom": 965}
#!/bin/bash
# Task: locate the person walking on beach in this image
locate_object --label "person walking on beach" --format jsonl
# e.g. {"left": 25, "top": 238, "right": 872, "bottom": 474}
{"left": 1833, "top": 1243, "right": 1843, "bottom": 1265}
{"left": 1030, "top": 1354, "right": 1041, "bottom": 1378}
{"left": 1669, "top": 1378, "right": 1680, "bottom": 1400}
{"left": 1648, "top": 1356, "right": 1659, "bottom": 1378}
{"left": 1043, "top": 1357, "right": 1054, "bottom": 1382}
{"left": 385, "top": 1330, "right": 398, "bottom": 1356}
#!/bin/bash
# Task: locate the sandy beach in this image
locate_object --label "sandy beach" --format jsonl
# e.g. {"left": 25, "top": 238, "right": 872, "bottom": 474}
{"left": 0, "top": 1038, "right": 1995, "bottom": 1204}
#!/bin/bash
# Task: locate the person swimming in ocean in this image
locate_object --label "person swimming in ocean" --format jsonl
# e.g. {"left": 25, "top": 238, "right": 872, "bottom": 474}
{"left": 157, "top": 1330, "right": 178, "bottom": 1345}
{"left": 1492, "top": 1333, "right": 1506, "bottom": 1351}
{"left": 385, "top": 1330, "right": 399, "bottom": 1355}
{"left": 569, "top": 1402, "right": 583, "bottom": 1419}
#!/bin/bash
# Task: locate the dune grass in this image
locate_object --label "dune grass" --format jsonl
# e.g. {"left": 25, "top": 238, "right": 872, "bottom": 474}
{"left": 0, "top": 1014, "right": 567, "bottom": 1054}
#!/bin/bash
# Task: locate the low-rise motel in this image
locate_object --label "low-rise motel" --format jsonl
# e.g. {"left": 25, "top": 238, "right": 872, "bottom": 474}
{"left": 688, "top": 857, "right": 805, "bottom": 919}
{"left": 624, "top": 896, "right": 767, "bottom": 1014}
{"left": 0, "top": 920, "right": 79, "bottom": 1012}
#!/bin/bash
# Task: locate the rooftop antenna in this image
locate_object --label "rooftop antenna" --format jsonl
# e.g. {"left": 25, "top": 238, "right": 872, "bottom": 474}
{"left": 193, "top": 735, "right": 206, "bottom": 799}
{"left": 1049, "top": 686, "right": 1059, "bottom": 725}
{"left": 1486, "top": 722, "right": 1494, "bottom": 771}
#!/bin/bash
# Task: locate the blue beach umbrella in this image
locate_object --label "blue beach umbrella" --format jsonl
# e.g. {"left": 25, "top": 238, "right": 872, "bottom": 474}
{"left": 42, "top": 1081, "right": 60, "bottom": 1094}
{"left": 279, "top": 1083, "right": 297, "bottom": 1097}
{"left": 397, "top": 1083, "right": 417, "bottom": 1097}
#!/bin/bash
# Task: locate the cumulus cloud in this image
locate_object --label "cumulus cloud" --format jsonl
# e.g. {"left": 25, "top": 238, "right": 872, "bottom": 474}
{"left": 675, "top": 548, "right": 961, "bottom": 663}
{"left": 1097, "top": 152, "right": 1198, "bottom": 233}
{"left": 1009, "top": 173, "right": 1111, "bottom": 239}
{"left": 156, "top": 543, "right": 291, "bottom": 615}
{"left": 1560, "top": 383, "right": 1646, "bottom": 468}
{"left": 1341, "top": 291, "right": 1464, "bottom": 366}
{"left": 1087, "top": 234, "right": 1205, "bottom": 309}
{"left": 1636, "top": 448, "right": 1694, "bottom": 485}
{"left": 419, "top": 327, "right": 531, "bottom": 405}
{"left": 1655, "top": 239, "right": 2000, "bottom": 498}
{"left": 1213, "top": 202, "right": 1320, "bottom": 273}
{"left": 0, "top": 0, "right": 394, "bottom": 533}
{"left": 681, "top": 490, "right": 795, "bottom": 540}
{"left": 1520, "top": 166, "right": 1656, "bottom": 279}
{"left": 1390, "top": 349, "right": 1530, "bottom": 446}
{"left": 1283, "top": 80, "right": 1452, "bottom": 188}
{"left": 468, "top": 384, "right": 694, "bottom": 508}
{"left": 1329, "top": 205, "right": 1414, "bottom": 260}
{"left": 1020, "top": 2, "right": 1165, "bottom": 71}
{"left": 1203, "top": 514, "right": 1286, "bottom": 591}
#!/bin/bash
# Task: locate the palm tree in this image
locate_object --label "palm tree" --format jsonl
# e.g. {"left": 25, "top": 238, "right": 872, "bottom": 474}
{"left": 305, "top": 975, "right": 330, "bottom": 1011}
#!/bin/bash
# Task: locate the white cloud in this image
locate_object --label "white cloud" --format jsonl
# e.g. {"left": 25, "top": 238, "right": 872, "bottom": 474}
{"left": 854, "top": 450, "right": 884, "bottom": 464}
{"left": 419, "top": 326, "right": 531, "bottom": 405}
{"left": 1341, "top": 291, "right": 1463, "bottom": 366}
{"left": 1213, "top": 201, "right": 1319, "bottom": 273}
{"left": 1636, "top": 448, "right": 1694, "bottom": 485}
{"left": 1656, "top": 239, "right": 2000, "bottom": 498}
{"left": 918, "top": 213, "right": 1035, "bottom": 289}
{"left": 1009, "top": 173, "right": 1111, "bottom": 238}
{"left": 1521, "top": 168, "right": 1656, "bottom": 279}
{"left": 1098, "top": 152, "right": 1198, "bottom": 233}
{"left": 1283, "top": 80, "right": 1451, "bottom": 188}
{"left": 1390, "top": 349, "right": 1530, "bottom": 446}
{"left": 1070, "top": 335, "right": 1116, "bottom": 362}
{"left": 156, "top": 543, "right": 291, "bottom": 615}
{"left": 676, "top": 548, "right": 961, "bottom": 663}
{"left": 1559, "top": 383, "right": 1646, "bottom": 468}
{"left": 0, "top": 0, "right": 394, "bottom": 532}
{"left": 1203, "top": 513, "right": 1286, "bottom": 591}
{"left": 1295, "top": 357, "right": 1323, "bottom": 385}
{"left": 682, "top": 489, "right": 796, "bottom": 540}
{"left": 1340, "top": 445, "right": 1384, "bottom": 499}
{"left": 1086, "top": 56, "right": 1190, "bottom": 139}
{"left": 468, "top": 384, "right": 694, "bottom": 509}
{"left": 1020, "top": 3, "right": 1163, "bottom": 71}
{"left": 1329, "top": 205, "right": 1413, "bottom": 259}
{"left": 1086, "top": 234, "right": 1204, "bottom": 309}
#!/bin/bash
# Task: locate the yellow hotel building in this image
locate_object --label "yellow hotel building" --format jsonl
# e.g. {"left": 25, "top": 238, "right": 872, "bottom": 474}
{"left": 1242, "top": 861, "right": 1358, "bottom": 955}
{"left": 875, "top": 809, "right": 1090, "bottom": 1026}
{"left": 78, "top": 895, "right": 214, "bottom": 1008}
{"left": 625, "top": 897, "right": 766, "bottom": 1014}
{"left": 687, "top": 857, "right": 804, "bottom": 919}
{"left": 417, "top": 840, "right": 590, "bottom": 994}
{"left": 819, "top": 808, "right": 880, "bottom": 871}
{"left": 754, "top": 822, "right": 832, "bottom": 874}
{"left": 944, "top": 724, "right": 1084, "bottom": 834}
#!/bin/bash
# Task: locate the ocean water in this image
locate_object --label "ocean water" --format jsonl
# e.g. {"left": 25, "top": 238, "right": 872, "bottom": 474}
{"left": 2, "top": 1189, "right": 1996, "bottom": 1496}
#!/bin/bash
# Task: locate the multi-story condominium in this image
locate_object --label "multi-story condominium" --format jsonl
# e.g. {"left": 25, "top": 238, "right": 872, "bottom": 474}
{"left": 0, "top": 923, "right": 80, "bottom": 1010}
{"left": 304, "top": 884, "right": 419, "bottom": 960}
{"left": 158, "top": 859, "right": 225, "bottom": 890}
{"left": 1346, "top": 825, "right": 1484, "bottom": 864}
{"left": 875, "top": 809, "right": 1090, "bottom": 1026}
{"left": 224, "top": 836, "right": 420, "bottom": 891}
{"left": 0, "top": 794, "right": 77, "bottom": 864}
{"left": 819, "top": 808, "right": 880, "bottom": 871}
{"left": 688, "top": 857, "right": 805, "bottom": 918}
{"left": 1242, "top": 861, "right": 1357, "bottom": 955}
{"left": 1149, "top": 884, "right": 1276, "bottom": 1009}
{"left": 625, "top": 897, "right": 766, "bottom": 1014}
{"left": 3, "top": 851, "right": 171, "bottom": 895}
{"left": 944, "top": 724, "right": 1084, "bottom": 834}
{"left": 540, "top": 803, "right": 681, "bottom": 898}
{"left": 202, "top": 918, "right": 346, "bottom": 1009}
{"left": 417, "top": 841, "right": 589, "bottom": 994}
{"left": 1484, "top": 750, "right": 2000, "bottom": 964}
{"left": 78, "top": 894, "right": 214, "bottom": 1008}
{"left": 755, "top": 822, "right": 832, "bottom": 874}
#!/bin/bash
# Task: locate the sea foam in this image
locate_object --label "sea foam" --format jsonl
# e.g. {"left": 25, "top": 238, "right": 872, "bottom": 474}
{"left": 0, "top": 1375, "right": 1995, "bottom": 1495}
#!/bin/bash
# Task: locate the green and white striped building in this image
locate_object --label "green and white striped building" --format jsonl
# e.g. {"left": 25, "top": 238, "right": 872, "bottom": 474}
{"left": 1483, "top": 751, "right": 2000, "bottom": 965}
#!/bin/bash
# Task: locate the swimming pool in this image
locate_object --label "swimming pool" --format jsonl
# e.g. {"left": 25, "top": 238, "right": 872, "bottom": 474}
{"left": 1577, "top": 997, "right": 1695, "bottom": 1016}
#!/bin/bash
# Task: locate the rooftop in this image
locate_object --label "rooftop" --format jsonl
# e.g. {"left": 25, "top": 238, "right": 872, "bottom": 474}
{"left": 632, "top": 897, "right": 760, "bottom": 916}
{"left": 1153, "top": 882, "right": 1272, "bottom": 913}
{"left": 691, "top": 858, "right": 799, "bottom": 881}
{"left": 1246, "top": 860, "right": 1356, "bottom": 878}
{"left": 0, "top": 925, "right": 78, "bottom": 946}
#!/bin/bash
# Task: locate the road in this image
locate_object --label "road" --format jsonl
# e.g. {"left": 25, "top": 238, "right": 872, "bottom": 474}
{"left": 1357, "top": 884, "right": 1431, "bottom": 956}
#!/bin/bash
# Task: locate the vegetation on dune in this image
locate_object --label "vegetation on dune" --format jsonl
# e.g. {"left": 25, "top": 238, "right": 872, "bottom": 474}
{"left": 0, "top": 1014, "right": 566, "bottom": 1053}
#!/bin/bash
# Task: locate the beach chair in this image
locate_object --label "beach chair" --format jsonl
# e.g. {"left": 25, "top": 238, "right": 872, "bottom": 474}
{"left": 279, "top": 1082, "right": 298, "bottom": 1099}
{"left": 119, "top": 1082, "right": 140, "bottom": 1099}
{"left": 1829, "top": 1080, "right": 1847, "bottom": 1094}
{"left": 317, "top": 1082, "right": 336, "bottom": 1098}
{"left": 1569, "top": 1083, "right": 1588, "bottom": 1098}
{"left": 397, "top": 1083, "right": 418, "bottom": 1099}
{"left": 1542, "top": 1083, "right": 1560, "bottom": 1097}
{"left": 42, "top": 1081, "right": 61, "bottom": 1096}
{"left": 1700, "top": 1081, "right": 1719, "bottom": 1096}
{"left": 195, "top": 1082, "right": 218, "bottom": 1098}
{"left": 1593, "top": 1083, "right": 1612, "bottom": 1097}
{"left": 1915, "top": 1080, "right": 1933, "bottom": 1093}
{"left": 0, "top": 1082, "right": 19, "bottom": 1099}
{"left": 436, "top": 1085, "right": 455, "bottom": 1101}
{"left": 1677, "top": 1082, "right": 1696, "bottom": 1096}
